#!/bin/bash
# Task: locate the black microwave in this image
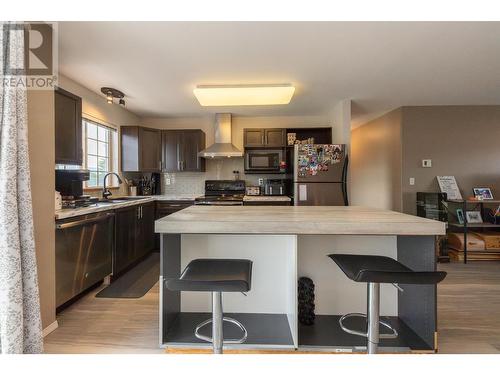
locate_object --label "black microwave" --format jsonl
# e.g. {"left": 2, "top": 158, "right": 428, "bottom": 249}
{"left": 244, "top": 149, "right": 284, "bottom": 173}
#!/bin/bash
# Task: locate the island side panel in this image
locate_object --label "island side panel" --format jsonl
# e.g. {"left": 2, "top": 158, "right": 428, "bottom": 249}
{"left": 160, "top": 233, "right": 181, "bottom": 346}
{"left": 297, "top": 235, "right": 398, "bottom": 315}
{"left": 397, "top": 235, "right": 437, "bottom": 350}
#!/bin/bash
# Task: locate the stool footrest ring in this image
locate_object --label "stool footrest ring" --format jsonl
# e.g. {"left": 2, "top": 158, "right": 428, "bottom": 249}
{"left": 339, "top": 313, "right": 398, "bottom": 339}
{"left": 195, "top": 317, "right": 248, "bottom": 344}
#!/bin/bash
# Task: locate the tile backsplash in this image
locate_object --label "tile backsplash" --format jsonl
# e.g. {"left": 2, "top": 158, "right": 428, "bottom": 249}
{"left": 161, "top": 158, "right": 287, "bottom": 195}
{"left": 162, "top": 172, "right": 205, "bottom": 195}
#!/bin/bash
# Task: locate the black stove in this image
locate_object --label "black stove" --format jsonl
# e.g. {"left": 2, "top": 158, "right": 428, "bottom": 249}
{"left": 195, "top": 180, "right": 245, "bottom": 206}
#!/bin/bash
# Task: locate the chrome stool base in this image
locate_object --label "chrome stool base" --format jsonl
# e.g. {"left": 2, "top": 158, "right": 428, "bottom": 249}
{"left": 195, "top": 317, "right": 248, "bottom": 344}
{"left": 194, "top": 291, "right": 248, "bottom": 354}
{"left": 339, "top": 313, "right": 398, "bottom": 339}
{"left": 339, "top": 283, "right": 398, "bottom": 354}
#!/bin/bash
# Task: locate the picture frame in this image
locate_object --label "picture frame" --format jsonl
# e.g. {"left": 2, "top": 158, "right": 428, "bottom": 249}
{"left": 456, "top": 208, "right": 465, "bottom": 224}
{"left": 466, "top": 210, "right": 483, "bottom": 224}
{"left": 473, "top": 187, "right": 493, "bottom": 200}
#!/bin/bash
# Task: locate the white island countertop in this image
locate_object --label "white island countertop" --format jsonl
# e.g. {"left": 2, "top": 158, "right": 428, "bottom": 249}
{"left": 155, "top": 205, "right": 445, "bottom": 235}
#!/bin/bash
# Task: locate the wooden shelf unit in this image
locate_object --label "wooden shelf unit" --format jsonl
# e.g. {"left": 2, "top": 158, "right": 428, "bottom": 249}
{"left": 444, "top": 199, "right": 500, "bottom": 263}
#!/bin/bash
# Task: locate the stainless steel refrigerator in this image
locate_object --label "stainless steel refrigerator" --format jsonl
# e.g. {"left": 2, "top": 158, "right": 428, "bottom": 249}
{"left": 293, "top": 144, "right": 348, "bottom": 206}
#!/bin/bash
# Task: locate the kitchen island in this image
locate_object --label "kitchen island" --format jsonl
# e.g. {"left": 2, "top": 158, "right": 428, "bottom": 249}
{"left": 155, "top": 206, "right": 445, "bottom": 353}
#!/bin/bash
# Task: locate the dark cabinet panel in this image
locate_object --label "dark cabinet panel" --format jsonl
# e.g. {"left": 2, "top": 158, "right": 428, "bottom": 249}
{"left": 121, "top": 126, "right": 161, "bottom": 172}
{"left": 55, "top": 87, "right": 83, "bottom": 165}
{"left": 244, "top": 129, "right": 265, "bottom": 147}
{"left": 161, "top": 130, "right": 181, "bottom": 172}
{"left": 114, "top": 206, "right": 138, "bottom": 275}
{"left": 140, "top": 128, "right": 162, "bottom": 172}
{"left": 137, "top": 202, "right": 155, "bottom": 258}
{"left": 161, "top": 130, "right": 205, "bottom": 172}
{"left": 114, "top": 202, "right": 156, "bottom": 276}
{"left": 244, "top": 128, "right": 286, "bottom": 148}
{"left": 265, "top": 129, "right": 286, "bottom": 147}
{"left": 182, "top": 130, "right": 206, "bottom": 171}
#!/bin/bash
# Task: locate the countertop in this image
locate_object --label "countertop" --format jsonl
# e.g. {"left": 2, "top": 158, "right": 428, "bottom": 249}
{"left": 55, "top": 194, "right": 198, "bottom": 220}
{"left": 155, "top": 205, "right": 446, "bottom": 235}
{"left": 243, "top": 195, "right": 291, "bottom": 202}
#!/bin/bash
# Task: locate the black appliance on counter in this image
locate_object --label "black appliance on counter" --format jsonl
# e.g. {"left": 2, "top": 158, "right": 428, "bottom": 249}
{"left": 264, "top": 179, "right": 286, "bottom": 196}
{"left": 244, "top": 149, "right": 285, "bottom": 174}
{"left": 55, "top": 169, "right": 98, "bottom": 208}
{"left": 195, "top": 180, "right": 246, "bottom": 206}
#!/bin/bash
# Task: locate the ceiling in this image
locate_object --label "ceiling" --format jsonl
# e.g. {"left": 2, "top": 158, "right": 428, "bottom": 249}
{"left": 58, "top": 22, "right": 500, "bottom": 127}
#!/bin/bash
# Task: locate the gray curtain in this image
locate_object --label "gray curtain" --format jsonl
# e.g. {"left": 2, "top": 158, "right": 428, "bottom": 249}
{"left": 0, "top": 22, "right": 43, "bottom": 353}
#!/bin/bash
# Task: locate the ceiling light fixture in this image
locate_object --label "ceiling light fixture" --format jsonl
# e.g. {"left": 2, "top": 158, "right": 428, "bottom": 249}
{"left": 101, "top": 87, "right": 125, "bottom": 106}
{"left": 193, "top": 84, "right": 295, "bottom": 106}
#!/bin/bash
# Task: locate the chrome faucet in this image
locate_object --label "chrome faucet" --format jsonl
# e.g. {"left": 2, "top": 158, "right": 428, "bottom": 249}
{"left": 102, "top": 172, "right": 123, "bottom": 199}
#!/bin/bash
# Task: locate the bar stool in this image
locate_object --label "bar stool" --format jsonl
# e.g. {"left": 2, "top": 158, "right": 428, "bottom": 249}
{"left": 328, "top": 254, "right": 446, "bottom": 354}
{"left": 165, "top": 258, "right": 253, "bottom": 354}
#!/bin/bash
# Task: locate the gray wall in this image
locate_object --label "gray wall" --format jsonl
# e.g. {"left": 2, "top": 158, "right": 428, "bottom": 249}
{"left": 402, "top": 106, "right": 500, "bottom": 215}
{"left": 351, "top": 108, "right": 402, "bottom": 211}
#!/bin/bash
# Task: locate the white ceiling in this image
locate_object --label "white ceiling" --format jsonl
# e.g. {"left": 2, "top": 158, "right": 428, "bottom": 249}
{"left": 58, "top": 22, "right": 500, "bottom": 127}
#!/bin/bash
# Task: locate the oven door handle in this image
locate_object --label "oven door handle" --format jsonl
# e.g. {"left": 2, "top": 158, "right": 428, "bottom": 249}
{"left": 56, "top": 213, "right": 115, "bottom": 230}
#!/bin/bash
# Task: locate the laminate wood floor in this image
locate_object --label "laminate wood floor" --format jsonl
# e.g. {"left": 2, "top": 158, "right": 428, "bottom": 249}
{"left": 437, "top": 261, "right": 500, "bottom": 354}
{"left": 44, "top": 262, "right": 500, "bottom": 354}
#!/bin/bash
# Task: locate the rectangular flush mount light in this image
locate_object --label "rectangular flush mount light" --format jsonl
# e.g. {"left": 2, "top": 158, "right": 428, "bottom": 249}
{"left": 193, "top": 84, "right": 295, "bottom": 106}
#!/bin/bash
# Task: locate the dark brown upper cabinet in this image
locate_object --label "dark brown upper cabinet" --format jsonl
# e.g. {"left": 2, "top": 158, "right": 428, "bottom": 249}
{"left": 161, "top": 129, "right": 206, "bottom": 172}
{"left": 243, "top": 128, "right": 286, "bottom": 148}
{"left": 121, "top": 126, "right": 161, "bottom": 172}
{"left": 55, "top": 87, "right": 83, "bottom": 165}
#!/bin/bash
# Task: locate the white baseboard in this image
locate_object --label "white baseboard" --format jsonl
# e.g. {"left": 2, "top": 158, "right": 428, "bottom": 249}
{"left": 42, "top": 320, "right": 59, "bottom": 337}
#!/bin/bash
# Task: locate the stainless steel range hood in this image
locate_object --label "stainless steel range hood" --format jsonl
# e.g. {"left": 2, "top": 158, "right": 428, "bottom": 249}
{"left": 198, "top": 113, "right": 243, "bottom": 158}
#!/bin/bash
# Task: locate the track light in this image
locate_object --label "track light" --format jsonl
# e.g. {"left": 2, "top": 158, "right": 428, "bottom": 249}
{"left": 101, "top": 87, "right": 125, "bottom": 106}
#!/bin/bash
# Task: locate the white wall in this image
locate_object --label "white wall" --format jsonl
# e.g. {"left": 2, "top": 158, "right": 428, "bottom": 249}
{"left": 58, "top": 75, "right": 141, "bottom": 128}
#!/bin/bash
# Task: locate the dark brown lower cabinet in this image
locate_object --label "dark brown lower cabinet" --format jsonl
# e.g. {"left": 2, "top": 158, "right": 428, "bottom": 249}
{"left": 137, "top": 202, "right": 155, "bottom": 258}
{"left": 154, "top": 200, "right": 194, "bottom": 248}
{"left": 114, "top": 202, "right": 156, "bottom": 276}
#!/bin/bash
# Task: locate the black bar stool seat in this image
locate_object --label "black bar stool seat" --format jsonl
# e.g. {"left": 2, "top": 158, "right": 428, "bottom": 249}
{"left": 328, "top": 254, "right": 446, "bottom": 354}
{"left": 165, "top": 258, "right": 253, "bottom": 354}
{"left": 166, "top": 258, "right": 252, "bottom": 293}
{"left": 329, "top": 254, "right": 446, "bottom": 284}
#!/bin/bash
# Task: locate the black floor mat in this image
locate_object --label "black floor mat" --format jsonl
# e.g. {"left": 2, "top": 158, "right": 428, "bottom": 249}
{"left": 96, "top": 252, "right": 160, "bottom": 298}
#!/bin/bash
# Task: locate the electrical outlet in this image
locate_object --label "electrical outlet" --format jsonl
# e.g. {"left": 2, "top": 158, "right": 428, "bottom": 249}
{"left": 165, "top": 178, "right": 171, "bottom": 185}
{"left": 258, "top": 178, "right": 264, "bottom": 186}
{"left": 409, "top": 177, "right": 415, "bottom": 186}
{"left": 422, "top": 159, "right": 432, "bottom": 168}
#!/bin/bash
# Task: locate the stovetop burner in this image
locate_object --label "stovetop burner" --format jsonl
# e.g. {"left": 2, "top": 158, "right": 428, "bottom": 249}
{"left": 194, "top": 180, "right": 245, "bottom": 206}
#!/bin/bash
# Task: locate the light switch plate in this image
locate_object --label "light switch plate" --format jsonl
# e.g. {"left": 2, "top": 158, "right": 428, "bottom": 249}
{"left": 422, "top": 159, "right": 432, "bottom": 168}
{"left": 409, "top": 177, "right": 415, "bottom": 186}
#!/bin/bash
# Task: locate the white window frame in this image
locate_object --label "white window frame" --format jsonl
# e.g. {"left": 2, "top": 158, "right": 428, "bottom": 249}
{"left": 82, "top": 118, "right": 118, "bottom": 188}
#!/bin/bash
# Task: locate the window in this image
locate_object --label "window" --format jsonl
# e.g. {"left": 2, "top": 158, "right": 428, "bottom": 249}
{"left": 83, "top": 119, "right": 118, "bottom": 187}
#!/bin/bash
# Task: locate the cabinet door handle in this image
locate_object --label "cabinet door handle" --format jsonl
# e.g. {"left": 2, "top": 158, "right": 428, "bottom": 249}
{"left": 261, "top": 134, "right": 265, "bottom": 145}
{"left": 137, "top": 207, "right": 141, "bottom": 219}
{"left": 140, "top": 206, "right": 143, "bottom": 219}
{"left": 159, "top": 160, "right": 162, "bottom": 170}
